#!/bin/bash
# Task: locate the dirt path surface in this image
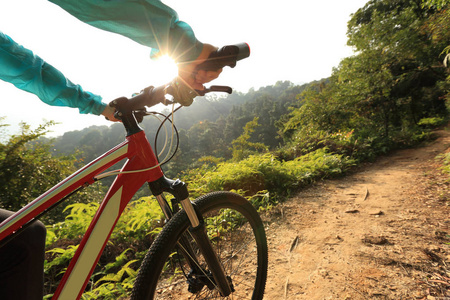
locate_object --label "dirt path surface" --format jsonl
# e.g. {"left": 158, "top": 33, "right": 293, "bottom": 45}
{"left": 263, "top": 128, "right": 450, "bottom": 300}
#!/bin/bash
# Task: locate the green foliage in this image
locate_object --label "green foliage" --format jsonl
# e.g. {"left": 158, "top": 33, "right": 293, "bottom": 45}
{"left": 284, "top": 148, "right": 355, "bottom": 182}
{"left": 422, "top": 0, "right": 449, "bottom": 10}
{"left": 231, "top": 117, "right": 268, "bottom": 161}
{"left": 280, "top": 0, "right": 449, "bottom": 167}
{"left": 249, "top": 191, "right": 273, "bottom": 212}
{"left": 111, "top": 196, "right": 164, "bottom": 243}
{"left": 197, "top": 155, "right": 225, "bottom": 167}
{"left": 83, "top": 250, "right": 137, "bottom": 300}
{"left": 46, "top": 195, "right": 163, "bottom": 244}
{"left": 281, "top": 128, "right": 357, "bottom": 158}
{"left": 0, "top": 121, "right": 105, "bottom": 223}
{"left": 186, "top": 150, "right": 355, "bottom": 209}
{"left": 53, "top": 203, "right": 99, "bottom": 241}
{"left": 43, "top": 196, "right": 164, "bottom": 298}
{"left": 44, "top": 245, "right": 79, "bottom": 295}
{"left": 347, "top": 0, "right": 447, "bottom": 125}
{"left": 45, "top": 245, "right": 79, "bottom": 275}
{"left": 205, "top": 208, "right": 244, "bottom": 240}
{"left": 418, "top": 117, "right": 446, "bottom": 128}
{"left": 0, "top": 121, "right": 72, "bottom": 211}
{"left": 422, "top": 0, "right": 450, "bottom": 105}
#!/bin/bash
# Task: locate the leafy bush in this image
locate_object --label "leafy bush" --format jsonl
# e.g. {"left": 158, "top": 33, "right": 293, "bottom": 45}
{"left": 283, "top": 148, "right": 355, "bottom": 184}
{"left": 278, "top": 128, "right": 357, "bottom": 160}
{"left": 46, "top": 203, "right": 99, "bottom": 245}
{"left": 417, "top": 117, "right": 446, "bottom": 128}
{"left": 185, "top": 148, "right": 355, "bottom": 209}
{"left": 111, "top": 197, "right": 164, "bottom": 244}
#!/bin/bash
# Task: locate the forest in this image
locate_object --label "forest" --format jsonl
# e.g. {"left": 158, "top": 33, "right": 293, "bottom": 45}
{"left": 0, "top": 0, "right": 449, "bottom": 298}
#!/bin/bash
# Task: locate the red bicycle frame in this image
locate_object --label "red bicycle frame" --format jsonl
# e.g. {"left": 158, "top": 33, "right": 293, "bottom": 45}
{"left": 0, "top": 130, "right": 163, "bottom": 299}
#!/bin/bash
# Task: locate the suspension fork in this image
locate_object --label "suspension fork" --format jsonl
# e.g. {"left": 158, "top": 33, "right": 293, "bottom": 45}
{"left": 153, "top": 192, "right": 202, "bottom": 276}
{"left": 148, "top": 176, "right": 233, "bottom": 296}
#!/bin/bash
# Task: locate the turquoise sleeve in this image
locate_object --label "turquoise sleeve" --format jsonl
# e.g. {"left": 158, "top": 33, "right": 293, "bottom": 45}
{"left": 0, "top": 32, "right": 106, "bottom": 115}
{"left": 49, "top": 0, "right": 204, "bottom": 62}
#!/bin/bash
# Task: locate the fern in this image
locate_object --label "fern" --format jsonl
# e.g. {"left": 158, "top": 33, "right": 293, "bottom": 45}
{"left": 45, "top": 245, "right": 79, "bottom": 275}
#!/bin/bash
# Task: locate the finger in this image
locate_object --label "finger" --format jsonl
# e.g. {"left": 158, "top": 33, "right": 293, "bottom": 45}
{"left": 191, "top": 82, "right": 205, "bottom": 90}
{"left": 195, "top": 69, "right": 223, "bottom": 84}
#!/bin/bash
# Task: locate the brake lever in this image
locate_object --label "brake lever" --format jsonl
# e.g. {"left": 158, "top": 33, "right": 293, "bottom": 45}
{"left": 145, "top": 82, "right": 233, "bottom": 108}
{"left": 195, "top": 85, "right": 233, "bottom": 96}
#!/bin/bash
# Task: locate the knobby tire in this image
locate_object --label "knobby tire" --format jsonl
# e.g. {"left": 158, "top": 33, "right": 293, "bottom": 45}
{"left": 131, "top": 191, "right": 268, "bottom": 299}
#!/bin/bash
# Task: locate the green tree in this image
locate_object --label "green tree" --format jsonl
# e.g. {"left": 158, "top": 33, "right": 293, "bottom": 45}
{"left": 422, "top": 0, "right": 450, "bottom": 103}
{"left": 0, "top": 122, "right": 104, "bottom": 222}
{"left": 231, "top": 117, "right": 268, "bottom": 161}
{"left": 281, "top": 0, "right": 449, "bottom": 162}
{"left": 332, "top": 0, "right": 448, "bottom": 138}
{"left": 348, "top": 0, "right": 448, "bottom": 124}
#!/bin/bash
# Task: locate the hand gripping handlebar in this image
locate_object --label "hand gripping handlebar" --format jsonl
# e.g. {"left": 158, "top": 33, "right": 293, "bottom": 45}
{"left": 195, "top": 43, "right": 250, "bottom": 71}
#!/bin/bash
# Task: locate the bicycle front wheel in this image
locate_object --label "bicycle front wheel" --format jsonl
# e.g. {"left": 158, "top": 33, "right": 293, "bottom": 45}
{"left": 132, "top": 191, "right": 268, "bottom": 299}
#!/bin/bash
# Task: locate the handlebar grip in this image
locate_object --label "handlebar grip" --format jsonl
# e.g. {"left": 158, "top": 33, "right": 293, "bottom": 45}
{"left": 124, "top": 85, "right": 166, "bottom": 110}
{"left": 195, "top": 43, "right": 250, "bottom": 71}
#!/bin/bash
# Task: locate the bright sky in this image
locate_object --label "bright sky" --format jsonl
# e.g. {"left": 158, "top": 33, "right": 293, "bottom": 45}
{"left": 0, "top": 0, "right": 368, "bottom": 138}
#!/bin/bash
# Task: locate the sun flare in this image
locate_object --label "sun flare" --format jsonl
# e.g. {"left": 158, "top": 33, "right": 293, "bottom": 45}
{"left": 152, "top": 55, "right": 178, "bottom": 82}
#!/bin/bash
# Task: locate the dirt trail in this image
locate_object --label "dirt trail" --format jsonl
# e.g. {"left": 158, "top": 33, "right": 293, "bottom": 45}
{"left": 263, "top": 128, "right": 450, "bottom": 299}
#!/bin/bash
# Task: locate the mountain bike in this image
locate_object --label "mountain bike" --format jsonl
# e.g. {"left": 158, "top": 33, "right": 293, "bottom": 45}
{"left": 0, "top": 43, "right": 268, "bottom": 299}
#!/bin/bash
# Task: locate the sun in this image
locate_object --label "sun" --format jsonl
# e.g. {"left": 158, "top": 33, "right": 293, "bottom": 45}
{"left": 151, "top": 55, "right": 178, "bottom": 83}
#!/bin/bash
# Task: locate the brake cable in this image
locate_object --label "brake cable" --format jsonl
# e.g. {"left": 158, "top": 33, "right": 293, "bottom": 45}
{"left": 154, "top": 104, "right": 183, "bottom": 166}
{"left": 94, "top": 107, "right": 181, "bottom": 180}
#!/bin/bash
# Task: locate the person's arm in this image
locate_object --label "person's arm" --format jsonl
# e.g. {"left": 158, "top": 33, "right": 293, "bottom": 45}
{"left": 0, "top": 32, "right": 106, "bottom": 115}
{"left": 48, "top": 0, "right": 203, "bottom": 64}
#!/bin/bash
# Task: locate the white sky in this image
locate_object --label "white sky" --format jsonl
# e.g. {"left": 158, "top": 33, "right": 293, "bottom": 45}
{"left": 0, "top": 0, "right": 368, "bottom": 138}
